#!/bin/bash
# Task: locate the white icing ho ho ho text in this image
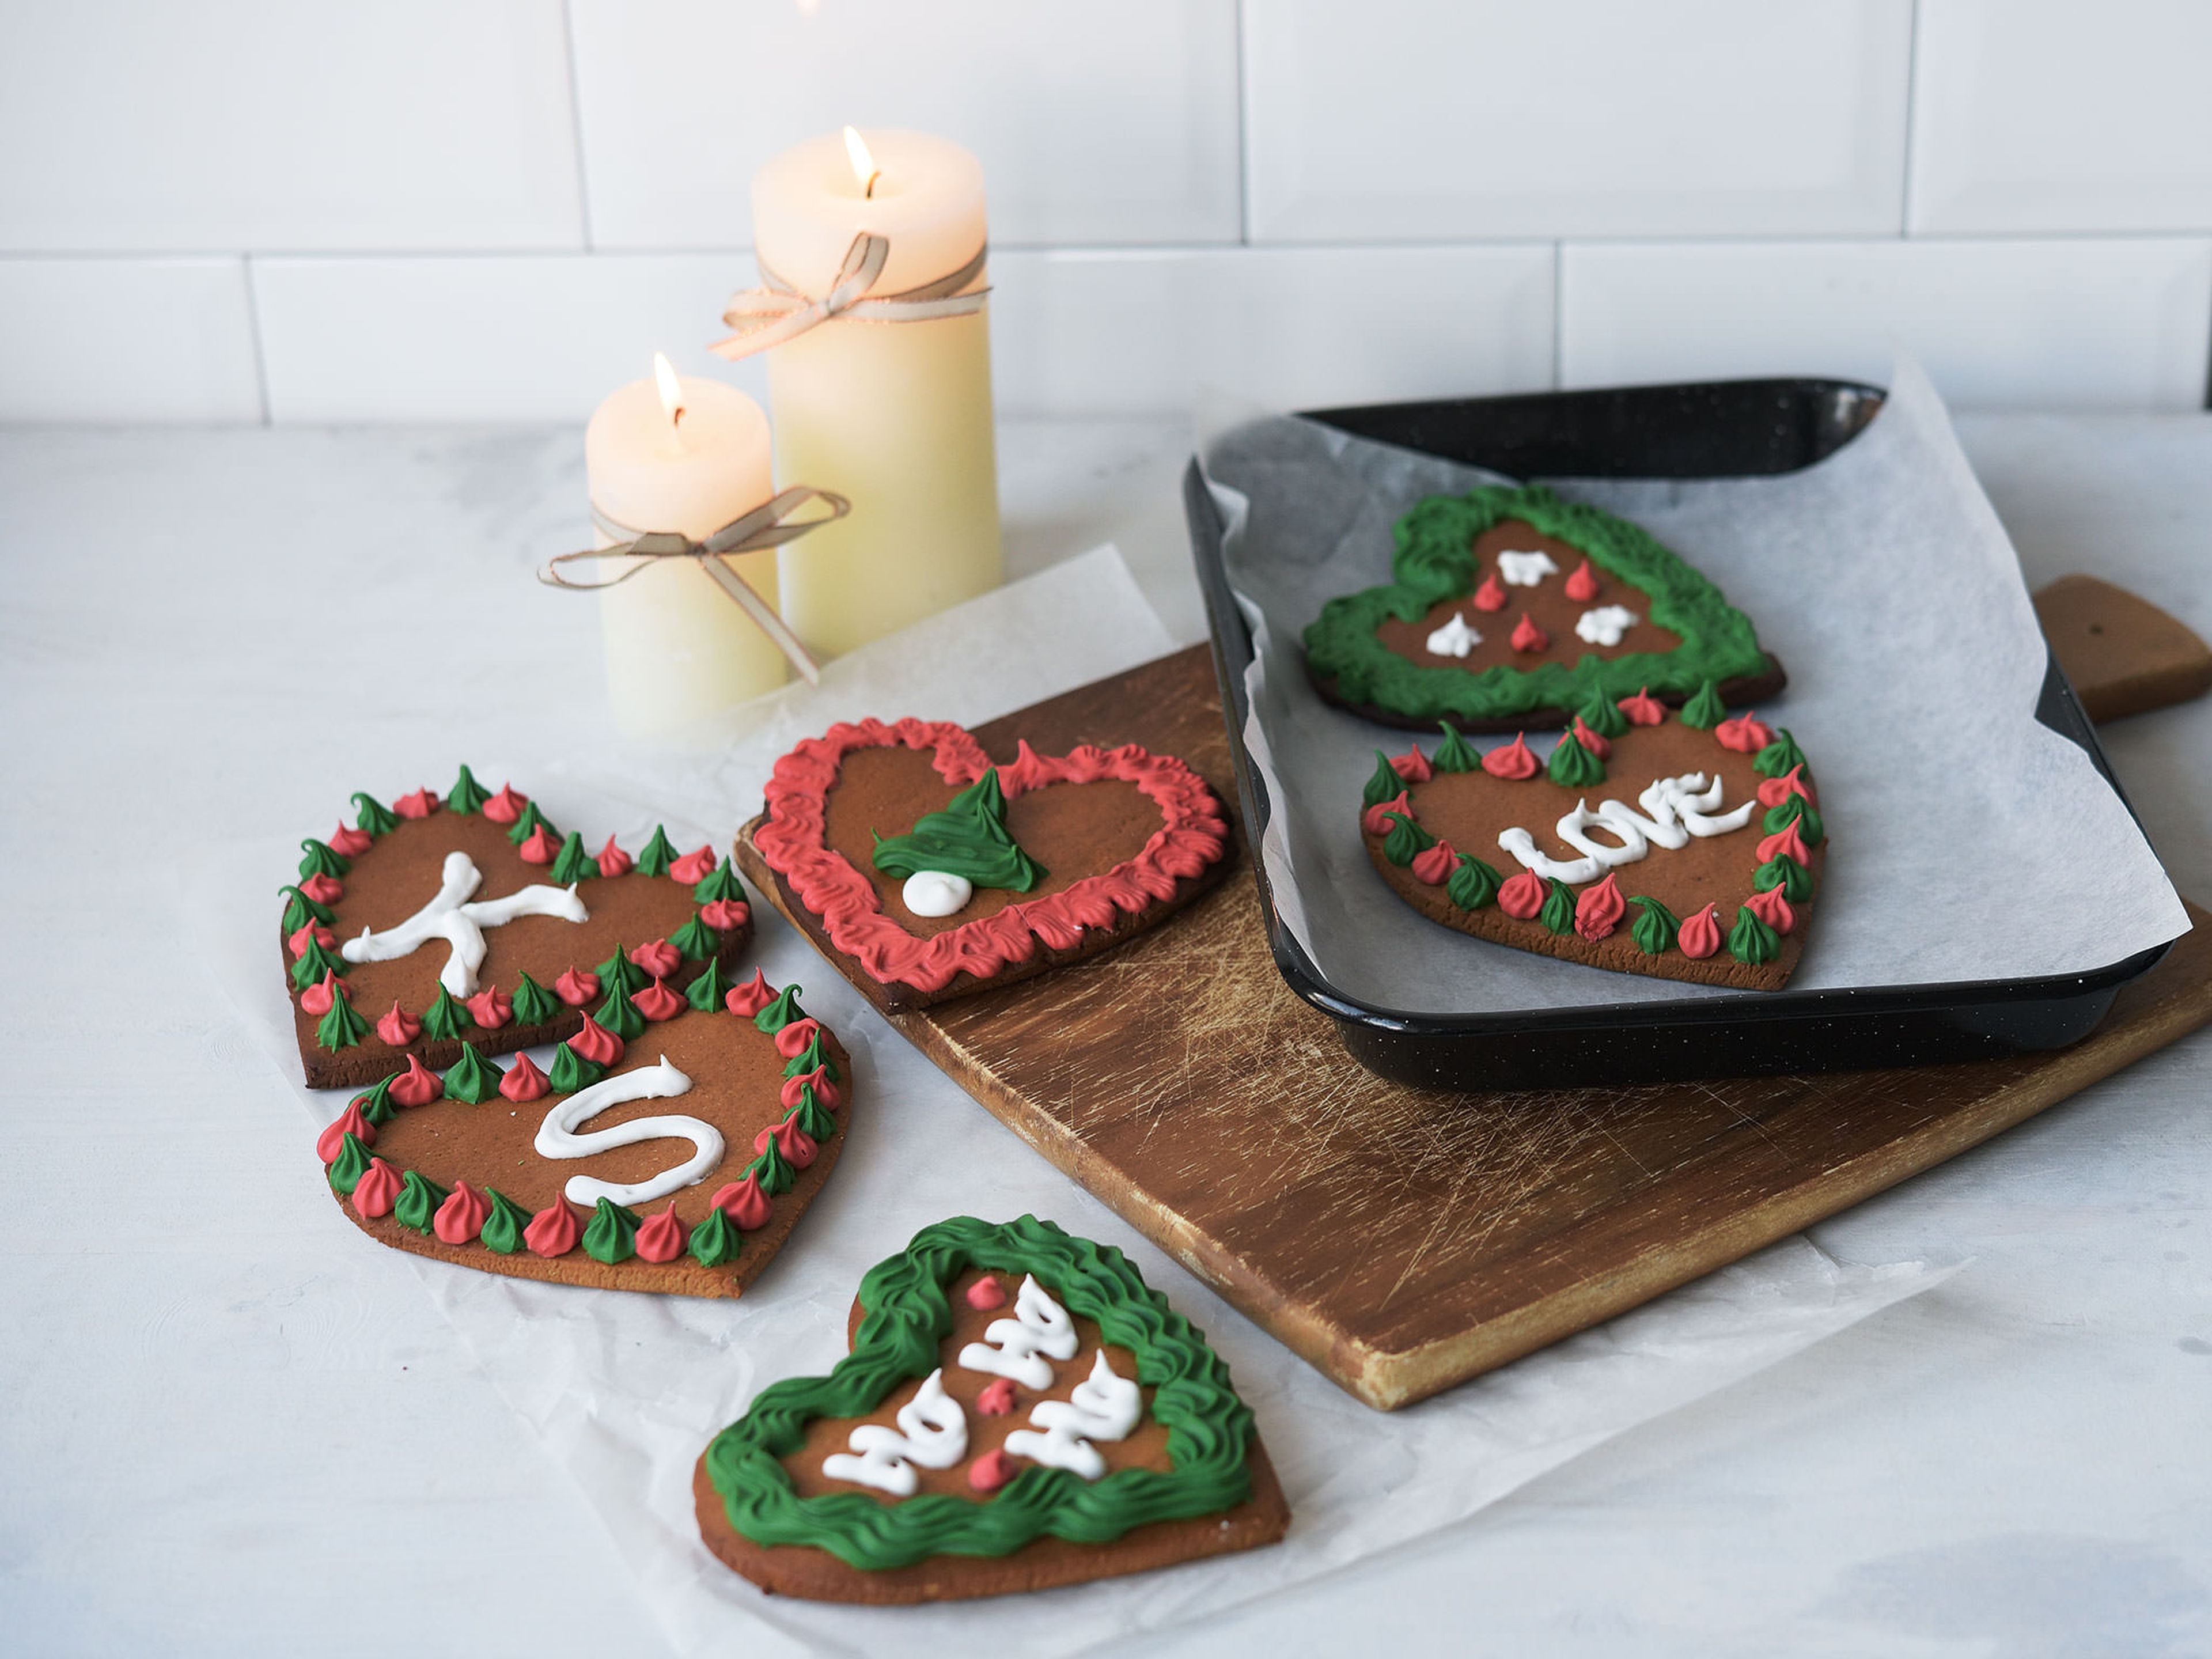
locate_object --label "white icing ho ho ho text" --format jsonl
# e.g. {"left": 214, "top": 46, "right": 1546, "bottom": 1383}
{"left": 958, "top": 1274, "right": 1081, "bottom": 1388}
{"left": 1499, "top": 771, "right": 1757, "bottom": 884}
{"left": 1574, "top": 604, "right": 1640, "bottom": 647}
{"left": 1425, "top": 613, "right": 1482, "bottom": 658}
{"left": 1003, "top": 1351, "right": 1143, "bottom": 1480}
{"left": 1495, "top": 550, "right": 1558, "bottom": 586}
{"left": 338, "top": 849, "right": 588, "bottom": 997}
{"left": 821, "top": 1369, "right": 968, "bottom": 1497}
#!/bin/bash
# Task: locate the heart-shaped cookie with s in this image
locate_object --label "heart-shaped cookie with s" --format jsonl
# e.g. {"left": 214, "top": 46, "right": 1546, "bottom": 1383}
{"left": 1361, "top": 682, "right": 1825, "bottom": 990}
{"left": 740, "top": 720, "right": 1232, "bottom": 1012}
{"left": 282, "top": 766, "right": 753, "bottom": 1089}
{"left": 316, "top": 967, "right": 849, "bottom": 1295}
{"left": 693, "top": 1214, "right": 1289, "bottom": 1603}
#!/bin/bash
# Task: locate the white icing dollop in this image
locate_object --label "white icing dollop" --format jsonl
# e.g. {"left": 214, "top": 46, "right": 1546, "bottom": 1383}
{"left": 339, "top": 849, "right": 588, "bottom": 997}
{"left": 901, "top": 869, "right": 974, "bottom": 917}
{"left": 1496, "top": 550, "right": 1558, "bottom": 586}
{"left": 1424, "top": 613, "right": 1482, "bottom": 657}
{"left": 958, "top": 1275, "right": 1080, "bottom": 1389}
{"left": 822, "top": 1369, "right": 969, "bottom": 1497}
{"left": 1498, "top": 772, "right": 1759, "bottom": 882}
{"left": 1574, "top": 604, "right": 1641, "bottom": 646}
{"left": 531, "top": 1056, "right": 725, "bottom": 1207}
{"left": 1003, "top": 1351, "right": 1144, "bottom": 1481}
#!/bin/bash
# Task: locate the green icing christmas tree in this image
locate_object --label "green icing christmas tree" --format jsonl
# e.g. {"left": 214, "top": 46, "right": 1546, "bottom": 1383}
{"left": 421, "top": 985, "right": 473, "bottom": 1041}
{"left": 549, "top": 1043, "right": 604, "bottom": 1094}
{"left": 753, "top": 984, "right": 805, "bottom": 1035}
{"left": 298, "top": 837, "right": 350, "bottom": 880}
{"left": 1381, "top": 811, "right": 1433, "bottom": 868}
{"left": 692, "top": 857, "right": 744, "bottom": 904}
{"left": 351, "top": 792, "right": 400, "bottom": 836}
{"left": 685, "top": 957, "right": 732, "bottom": 1013}
{"left": 1680, "top": 680, "right": 1728, "bottom": 730}
{"left": 442, "top": 1044, "right": 501, "bottom": 1104}
{"left": 506, "top": 800, "right": 555, "bottom": 847}
{"left": 1728, "top": 905, "right": 1781, "bottom": 965}
{"left": 1763, "top": 794, "right": 1824, "bottom": 846}
{"left": 1361, "top": 751, "right": 1405, "bottom": 809}
{"left": 687, "top": 1205, "right": 741, "bottom": 1268}
{"left": 1431, "top": 721, "right": 1481, "bottom": 774}
{"left": 1753, "top": 729, "right": 1810, "bottom": 781}
{"left": 871, "top": 769, "right": 1046, "bottom": 893}
{"left": 670, "top": 912, "right": 720, "bottom": 961}
{"left": 512, "top": 971, "right": 560, "bottom": 1026}
{"left": 1630, "top": 896, "right": 1679, "bottom": 956}
{"left": 394, "top": 1170, "right": 450, "bottom": 1235}
{"left": 582, "top": 1198, "right": 640, "bottom": 1265}
{"left": 327, "top": 1132, "right": 373, "bottom": 1195}
{"left": 596, "top": 984, "right": 646, "bottom": 1041}
{"left": 595, "top": 946, "right": 646, "bottom": 997}
{"left": 479, "top": 1188, "right": 530, "bottom": 1254}
{"left": 1576, "top": 688, "right": 1628, "bottom": 740}
{"left": 1446, "top": 854, "right": 1501, "bottom": 911}
{"left": 1547, "top": 731, "right": 1604, "bottom": 789}
{"left": 748, "top": 1139, "right": 796, "bottom": 1198}
{"left": 316, "top": 990, "right": 369, "bottom": 1051}
{"left": 279, "top": 884, "right": 335, "bottom": 933}
{"left": 549, "top": 831, "right": 596, "bottom": 885}
{"left": 635, "top": 825, "right": 678, "bottom": 877}
{"left": 1537, "top": 877, "right": 1577, "bottom": 937}
{"left": 446, "top": 764, "right": 491, "bottom": 815}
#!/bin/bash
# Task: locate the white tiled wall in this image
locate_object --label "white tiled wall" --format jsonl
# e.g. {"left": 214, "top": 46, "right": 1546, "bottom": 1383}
{"left": 3, "top": 0, "right": 2209, "bottom": 423}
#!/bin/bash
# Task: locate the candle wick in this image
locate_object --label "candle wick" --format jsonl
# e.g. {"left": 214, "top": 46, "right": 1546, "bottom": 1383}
{"left": 863, "top": 169, "right": 880, "bottom": 199}
{"left": 671, "top": 406, "right": 685, "bottom": 429}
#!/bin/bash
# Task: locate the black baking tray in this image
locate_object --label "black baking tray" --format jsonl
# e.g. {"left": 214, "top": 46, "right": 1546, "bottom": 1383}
{"left": 1186, "top": 377, "right": 2173, "bottom": 1090}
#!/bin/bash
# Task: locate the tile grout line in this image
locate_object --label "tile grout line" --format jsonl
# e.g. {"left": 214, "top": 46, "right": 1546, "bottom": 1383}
{"left": 241, "top": 255, "right": 272, "bottom": 426}
{"left": 558, "top": 0, "right": 597, "bottom": 251}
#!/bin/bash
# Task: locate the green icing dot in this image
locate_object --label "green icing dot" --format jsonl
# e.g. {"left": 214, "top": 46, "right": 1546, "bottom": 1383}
{"left": 1431, "top": 721, "right": 1481, "bottom": 774}
{"left": 316, "top": 992, "right": 369, "bottom": 1051}
{"left": 754, "top": 985, "right": 805, "bottom": 1035}
{"left": 1576, "top": 688, "right": 1628, "bottom": 740}
{"left": 635, "top": 825, "right": 677, "bottom": 877}
{"left": 787, "top": 1089, "right": 836, "bottom": 1142}
{"left": 1537, "top": 878, "right": 1577, "bottom": 936}
{"left": 1547, "top": 732, "right": 1604, "bottom": 789}
{"left": 872, "top": 770, "right": 1046, "bottom": 893}
{"left": 549, "top": 1043, "right": 605, "bottom": 1093}
{"left": 506, "top": 800, "right": 554, "bottom": 847}
{"left": 352, "top": 1075, "right": 399, "bottom": 1127}
{"left": 290, "top": 936, "right": 346, "bottom": 993}
{"left": 670, "top": 912, "right": 720, "bottom": 961}
{"left": 1729, "top": 905, "right": 1781, "bottom": 966}
{"left": 685, "top": 957, "right": 733, "bottom": 1013}
{"left": 1381, "top": 811, "right": 1434, "bottom": 868}
{"left": 1361, "top": 750, "right": 1404, "bottom": 809}
{"left": 548, "top": 831, "right": 596, "bottom": 885}
{"left": 446, "top": 765, "right": 491, "bottom": 815}
{"left": 351, "top": 792, "right": 400, "bottom": 836}
{"left": 1755, "top": 853, "right": 1813, "bottom": 903}
{"left": 785, "top": 1033, "right": 837, "bottom": 1083}
{"left": 1446, "top": 854, "right": 1501, "bottom": 911}
{"left": 421, "top": 986, "right": 473, "bottom": 1041}
{"left": 512, "top": 971, "right": 560, "bottom": 1026}
{"left": 748, "top": 1139, "right": 796, "bottom": 1198}
{"left": 443, "top": 1044, "right": 501, "bottom": 1104}
{"left": 595, "top": 946, "right": 647, "bottom": 997}
{"left": 393, "top": 1169, "right": 450, "bottom": 1235}
{"left": 279, "top": 884, "right": 335, "bottom": 931}
{"left": 688, "top": 1205, "right": 741, "bottom": 1268}
{"left": 1763, "top": 794, "right": 1825, "bottom": 846}
{"left": 1753, "top": 728, "right": 1810, "bottom": 781}
{"left": 693, "top": 857, "right": 744, "bottom": 904}
{"left": 1680, "top": 680, "right": 1727, "bottom": 730}
{"left": 298, "top": 837, "right": 350, "bottom": 880}
{"left": 583, "top": 1198, "right": 641, "bottom": 1265}
{"left": 596, "top": 984, "right": 646, "bottom": 1041}
{"left": 327, "top": 1132, "right": 373, "bottom": 1195}
{"left": 480, "top": 1188, "right": 530, "bottom": 1255}
{"left": 1630, "top": 896, "right": 1680, "bottom": 956}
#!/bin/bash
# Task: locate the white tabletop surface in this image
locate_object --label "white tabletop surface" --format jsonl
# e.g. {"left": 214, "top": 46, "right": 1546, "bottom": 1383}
{"left": 3, "top": 411, "right": 2209, "bottom": 1657}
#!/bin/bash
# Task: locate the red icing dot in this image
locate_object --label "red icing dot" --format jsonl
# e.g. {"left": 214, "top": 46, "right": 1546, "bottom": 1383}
{"left": 630, "top": 938, "right": 681, "bottom": 979}
{"left": 1564, "top": 559, "right": 1600, "bottom": 603}
{"left": 631, "top": 976, "right": 684, "bottom": 1022}
{"left": 524, "top": 1199, "right": 580, "bottom": 1257}
{"left": 388, "top": 1054, "right": 442, "bottom": 1107}
{"left": 464, "top": 987, "right": 513, "bottom": 1030}
{"left": 499, "top": 1052, "right": 551, "bottom": 1102}
{"left": 1756, "top": 765, "right": 1817, "bottom": 809}
{"left": 569, "top": 1013, "right": 624, "bottom": 1067}
{"left": 1569, "top": 716, "right": 1613, "bottom": 761}
{"left": 1390, "top": 747, "right": 1434, "bottom": 785}
{"left": 482, "top": 784, "right": 528, "bottom": 825}
{"left": 1411, "top": 839, "right": 1457, "bottom": 886}
{"left": 1363, "top": 790, "right": 1413, "bottom": 838}
{"left": 288, "top": 919, "right": 336, "bottom": 959}
{"left": 393, "top": 788, "right": 438, "bottom": 820}
{"left": 711, "top": 1173, "right": 772, "bottom": 1230}
{"left": 517, "top": 824, "right": 559, "bottom": 865}
{"left": 1745, "top": 884, "right": 1796, "bottom": 935}
{"left": 596, "top": 835, "right": 634, "bottom": 878}
{"left": 967, "top": 1449, "right": 1018, "bottom": 1494}
{"left": 1755, "top": 822, "right": 1811, "bottom": 865}
{"left": 1575, "top": 873, "right": 1626, "bottom": 942}
{"left": 774, "top": 1017, "right": 822, "bottom": 1060}
{"left": 781, "top": 1066, "right": 841, "bottom": 1111}
{"left": 723, "top": 969, "right": 775, "bottom": 1018}
{"left": 1618, "top": 688, "right": 1666, "bottom": 726}
{"left": 1715, "top": 712, "right": 1774, "bottom": 753}
{"left": 1498, "top": 868, "right": 1546, "bottom": 919}
{"left": 634, "top": 1205, "right": 688, "bottom": 1264}
{"left": 300, "top": 873, "right": 343, "bottom": 904}
{"left": 434, "top": 1180, "right": 489, "bottom": 1245}
{"left": 329, "top": 823, "right": 373, "bottom": 858}
{"left": 1510, "top": 613, "right": 1549, "bottom": 654}
{"left": 669, "top": 845, "right": 719, "bottom": 885}
{"left": 316, "top": 1103, "right": 374, "bottom": 1164}
{"left": 700, "top": 898, "right": 750, "bottom": 930}
{"left": 375, "top": 1001, "right": 422, "bottom": 1047}
{"left": 554, "top": 967, "right": 600, "bottom": 1007}
{"left": 300, "top": 969, "right": 347, "bottom": 1017}
{"left": 1677, "top": 903, "right": 1722, "bottom": 959}
{"left": 351, "top": 1157, "right": 403, "bottom": 1218}
{"left": 1471, "top": 573, "right": 1509, "bottom": 613}
{"left": 755, "top": 1116, "right": 818, "bottom": 1169}
{"left": 1481, "top": 734, "right": 1540, "bottom": 781}
{"left": 966, "top": 1274, "right": 1007, "bottom": 1312}
{"left": 975, "top": 1378, "right": 1019, "bottom": 1416}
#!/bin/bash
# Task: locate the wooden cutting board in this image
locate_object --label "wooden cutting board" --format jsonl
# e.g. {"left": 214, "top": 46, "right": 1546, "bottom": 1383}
{"left": 736, "top": 641, "right": 2212, "bottom": 1411}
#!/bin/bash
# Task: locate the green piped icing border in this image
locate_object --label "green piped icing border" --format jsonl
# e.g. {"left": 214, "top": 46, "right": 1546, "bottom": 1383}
{"left": 702, "top": 1214, "right": 1256, "bottom": 1571}
{"left": 1303, "top": 483, "right": 1775, "bottom": 722}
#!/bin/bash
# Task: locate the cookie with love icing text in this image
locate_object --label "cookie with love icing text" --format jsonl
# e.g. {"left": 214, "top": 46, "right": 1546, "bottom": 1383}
{"left": 739, "top": 719, "right": 1233, "bottom": 1013}
{"left": 693, "top": 1215, "right": 1289, "bottom": 1602}
{"left": 1306, "top": 483, "right": 1786, "bottom": 731}
{"left": 1361, "top": 683, "right": 1824, "bottom": 991}
{"left": 316, "top": 969, "right": 849, "bottom": 1294}
{"left": 282, "top": 767, "right": 753, "bottom": 1089}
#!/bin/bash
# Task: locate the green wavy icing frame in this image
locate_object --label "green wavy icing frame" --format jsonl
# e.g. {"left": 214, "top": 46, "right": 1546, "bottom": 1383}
{"left": 1303, "top": 483, "right": 1775, "bottom": 723}
{"left": 701, "top": 1214, "right": 1256, "bottom": 1571}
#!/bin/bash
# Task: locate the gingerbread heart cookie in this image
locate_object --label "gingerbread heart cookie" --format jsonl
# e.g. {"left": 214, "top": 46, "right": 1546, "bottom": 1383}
{"left": 317, "top": 968, "right": 848, "bottom": 1294}
{"left": 741, "top": 720, "right": 1232, "bottom": 1012}
{"left": 694, "top": 1215, "right": 1288, "bottom": 1603}
{"left": 1361, "top": 683, "right": 1824, "bottom": 990}
{"left": 283, "top": 767, "right": 753, "bottom": 1089}
{"left": 1305, "top": 483, "right": 1785, "bottom": 731}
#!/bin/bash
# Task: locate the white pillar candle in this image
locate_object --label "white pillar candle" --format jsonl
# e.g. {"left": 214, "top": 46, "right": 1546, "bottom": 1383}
{"left": 585, "top": 358, "right": 787, "bottom": 739}
{"left": 749, "top": 127, "right": 1002, "bottom": 658}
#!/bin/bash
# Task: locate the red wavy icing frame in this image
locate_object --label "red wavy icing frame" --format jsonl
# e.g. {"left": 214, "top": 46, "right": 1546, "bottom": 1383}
{"left": 755, "top": 719, "right": 1229, "bottom": 994}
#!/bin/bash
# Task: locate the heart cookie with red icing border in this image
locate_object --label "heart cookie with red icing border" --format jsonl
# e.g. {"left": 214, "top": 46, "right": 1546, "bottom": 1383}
{"left": 316, "top": 968, "right": 849, "bottom": 1295}
{"left": 282, "top": 766, "right": 753, "bottom": 1089}
{"left": 740, "top": 720, "right": 1233, "bottom": 1012}
{"left": 1360, "top": 681, "right": 1824, "bottom": 991}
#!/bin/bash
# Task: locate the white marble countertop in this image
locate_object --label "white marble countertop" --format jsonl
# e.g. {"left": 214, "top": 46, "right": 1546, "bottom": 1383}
{"left": 3, "top": 412, "right": 2207, "bottom": 1656}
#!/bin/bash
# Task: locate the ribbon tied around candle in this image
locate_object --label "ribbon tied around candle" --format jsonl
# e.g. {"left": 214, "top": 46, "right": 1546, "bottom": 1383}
{"left": 710, "top": 232, "right": 989, "bottom": 363}
{"left": 539, "top": 486, "right": 850, "bottom": 685}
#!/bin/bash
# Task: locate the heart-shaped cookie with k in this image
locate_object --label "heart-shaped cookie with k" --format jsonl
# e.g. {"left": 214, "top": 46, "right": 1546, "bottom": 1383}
{"left": 316, "top": 968, "right": 849, "bottom": 1295}
{"left": 1360, "top": 682, "right": 1825, "bottom": 991}
{"left": 1305, "top": 482, "right": 1786, "bottom": 731}
{"left": 282, "top": 766, "right": 753, "bottom": 1089}
{"left": 739, "top": 720, "right": 1232, "bottom": 1013}
{"left": 693, "top": 1214, "right": 1288, "bottom": 1603}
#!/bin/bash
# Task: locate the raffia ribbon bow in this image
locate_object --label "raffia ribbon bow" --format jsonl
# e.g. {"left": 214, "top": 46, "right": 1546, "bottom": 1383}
{"left": 537, "top": 486, "right": 850, "bottom": 685}
{"left": 710, "top": 232, "right": 989, "bottom": 362}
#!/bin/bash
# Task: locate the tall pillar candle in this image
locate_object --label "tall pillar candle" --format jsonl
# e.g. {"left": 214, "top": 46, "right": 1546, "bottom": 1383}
{"left": 749, "top": 128, "right": 1002, "bottom": 658}
{"left": 586, "top": 360, "right": 786, "bottom": 740}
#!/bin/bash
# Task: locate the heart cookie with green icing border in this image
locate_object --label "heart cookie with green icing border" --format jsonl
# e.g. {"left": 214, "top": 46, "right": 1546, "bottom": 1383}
{"left": 1361, "top": 683, "right": 1825, "bottom": 991}
{"left": 693, "top": 1214, "right": 1289, "bottom": 1603}
{"left": 282, "top": 766, "right": 753, "bottom": 1089}
{"left": 738, "top": 719, "right": 1233, "bottom": 1013}
{"left": 315, "top": 969, "right": 849, "bottom": 1295}
{"left": 1305, "top": 483, "right": 1786, "bottom": 731}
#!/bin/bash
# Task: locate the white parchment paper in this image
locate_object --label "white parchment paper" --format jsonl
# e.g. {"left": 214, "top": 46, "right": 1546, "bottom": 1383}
{"left": 1205, "top": 361, "right": 2191, "bottom": 1014}
{"left": 188, "top": 548, "right": 1953, "bottom": 1658}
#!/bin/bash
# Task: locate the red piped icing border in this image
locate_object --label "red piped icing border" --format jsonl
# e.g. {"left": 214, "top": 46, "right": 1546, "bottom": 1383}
{"left": 755, "top": 718, "right": 1229, "bottom": 994}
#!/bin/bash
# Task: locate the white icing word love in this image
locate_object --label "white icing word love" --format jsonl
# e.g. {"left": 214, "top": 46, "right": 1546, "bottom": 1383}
{"left": 1574, "top": 604, "right": 1640, "bottom": 646}
{"left": 531, "top": 1056, "right": 725, "bottom": 1207}
{"left": 959, "top": 1275, "right": 1080, "bottom": 1389}
{"left": 900, "top": 869, "right": 974, "bottom": 917}
{"left": 1003, "top": 1350, "right": 1143, "bottom": 1481}
{"left": 1499, "top": 771, "right": 1757, "bottom": 884}
{"left": 339, "top": 850, "right": 588, "bottom": 997}
{"left": 822, "top": 1369, "right": 969, "bottom": 1497}
{"left": 1425, "top": 613, "right": 1482, "bottom": 658}
{"left": 1497, "top": 550, "right": 1558, "bottom": 586}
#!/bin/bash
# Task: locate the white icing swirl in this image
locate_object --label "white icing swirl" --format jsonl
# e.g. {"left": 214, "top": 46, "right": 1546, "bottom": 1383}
{"left": 531, "top": 1056, "right": 725, "bottom": 1207}
{"left": 958, "top": 1275, "right": 1080, "bottom": 1389}
{"left": 339, "top": 850, "right": 587, "bottom": 997}
{"left": 1496, "top": 550, "right": 1558, "bottom": 586}
{"left": 1003, "top": 1351, "right": 1143, "bottom": 1481}
{"left": 822, "top": 1369, "right": 969, "bottom": 1497}
{"left": 1574, "top": 604, "right": 1641, "bottom": 646}
{"left": 1498, "top": 772, "right": 1758, "bottom": 882}
{"left": 900, "top": 869, "right": 974, "bottom": 917}
{"left": 1424, "top": 613, "right": 1482, "bottom": 657}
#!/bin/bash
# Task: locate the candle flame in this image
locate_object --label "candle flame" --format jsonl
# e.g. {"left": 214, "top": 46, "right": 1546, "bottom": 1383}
{"left": 843, "top": 125, "right": 880, "bottom": 199}
{"left": 652, "top": 351, "right": 685, "bottom": 429}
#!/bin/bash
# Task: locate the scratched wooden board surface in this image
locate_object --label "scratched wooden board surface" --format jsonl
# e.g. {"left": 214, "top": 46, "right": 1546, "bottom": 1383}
{"left": 737, "top": 644, "right": 2212, "bottom": 1411}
